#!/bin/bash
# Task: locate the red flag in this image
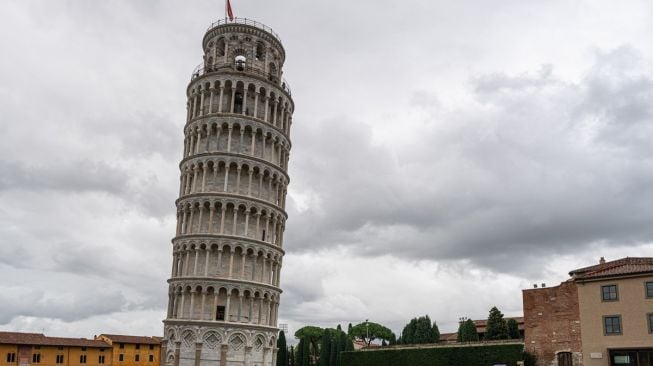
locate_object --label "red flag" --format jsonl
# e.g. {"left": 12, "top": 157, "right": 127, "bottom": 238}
{"left": 226, "top": 0, "right": 234, "bottom": 21}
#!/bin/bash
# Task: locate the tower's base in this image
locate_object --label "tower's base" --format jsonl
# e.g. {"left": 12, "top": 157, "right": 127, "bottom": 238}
{"left": 162, "top": 324, "right": 278, "bottom": 366}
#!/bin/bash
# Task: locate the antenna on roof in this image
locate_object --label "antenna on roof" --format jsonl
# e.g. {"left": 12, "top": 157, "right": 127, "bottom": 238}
{"left": 600, "top": 257, "right": 606, "bottom": 264}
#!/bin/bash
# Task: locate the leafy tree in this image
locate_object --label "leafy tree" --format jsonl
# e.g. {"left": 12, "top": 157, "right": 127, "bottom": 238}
{"left": 485, "top": 307, "right": 509, "bottom": 340}
{"left": 401, "top": 316, "right": 440, "bottom": 345}
{"left": 464, "top": 319, "right": 479, "bottom": 341}
{"left": 350, "top": 321, "right": 394, "bottom": 347}
{"left": 507, "top": 318, "right": 520, "bottom": 339}
{"left": 277, "top": 331, "right": 288, "bottom": 366}
{"left": 295, "top": 326, "right": 324, "bottom": 361}
{"left": 457, "top": 319, "right": 478, "bottom": 342}
{"left": 432, "top": 321, "right": 440, "bottom": 343}
{"left": 414, "top": 315, "right": 433, "bottom": 344}
{"left": 336, "top": 324, "right": 342, "bottom": 332}
{"left": 402, "top": 318, "right": 417, "bottom": 344}
{"left": 319, "top": 329, "right": 332, "bottom": 366}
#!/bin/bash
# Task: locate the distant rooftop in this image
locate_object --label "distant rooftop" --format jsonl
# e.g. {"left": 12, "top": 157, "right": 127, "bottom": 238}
{"left": 96, "top": 334, "right": 162, "bottom": 345}
{"left": 569, "top": 257, "right": 653, "bottom": 280}
{"left": 0, "top": 332, "right": 110, "bottom": 348}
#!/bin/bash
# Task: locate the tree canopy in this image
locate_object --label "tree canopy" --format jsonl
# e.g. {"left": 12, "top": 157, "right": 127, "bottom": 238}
{"left": 485, "top": 307, "right": 509, "bottom": 340}
{"left": 507, "top": 318, "right": 520, "bottom": 339}
{"left": 456, "top": 319, "right": 479, "bottom": 342}
{"left": 349, "top": 321, "right": 394, "bottom": 347}
{"left": 400, "top": 316, "right": 440, "bottom": 345}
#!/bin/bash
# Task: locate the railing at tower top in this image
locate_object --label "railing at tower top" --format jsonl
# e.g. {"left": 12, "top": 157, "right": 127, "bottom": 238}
{"left": 206, "top": 18, "right": 283, "bottom": 44}
{"left": 191, "top": 62, "right": 292, "bottom": 96}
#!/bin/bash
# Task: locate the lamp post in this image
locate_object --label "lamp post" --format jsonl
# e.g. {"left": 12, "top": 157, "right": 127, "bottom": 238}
{"left": 366, "top": 319, "right": 369, "bottom": 346}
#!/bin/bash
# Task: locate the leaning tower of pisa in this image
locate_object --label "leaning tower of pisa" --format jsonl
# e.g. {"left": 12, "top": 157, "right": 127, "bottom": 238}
{"left": 162, "top": 18, "right": 293, "bottom": 366}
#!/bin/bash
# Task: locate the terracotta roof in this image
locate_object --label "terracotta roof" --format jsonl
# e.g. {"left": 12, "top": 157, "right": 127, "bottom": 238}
{"left": 474, "top": 317, "right": 524, "bottom": 332}
{"left": 569, "top": 257, "right": 653, "bottom": 281}
{"left": 440, "top": 332, "right": 458, "bottom": 341}
{"left": 0, "top": 332, "right": 110, "bottom": 348}
{"left": 97, "top": 334, "right": 162, "bottom": 345}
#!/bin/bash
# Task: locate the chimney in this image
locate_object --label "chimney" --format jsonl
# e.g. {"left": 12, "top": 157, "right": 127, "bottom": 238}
{"left": 533, "top": 284, "right": 538, "bottom": 288}
{"left": 600, "top": 257, "right": 606, "bottom": 264}
{"left": 541, "top": 283, "right": 546, "bottom": 288}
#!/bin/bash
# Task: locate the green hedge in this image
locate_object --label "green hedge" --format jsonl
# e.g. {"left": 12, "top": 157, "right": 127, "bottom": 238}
{"left": 341, "top": 343, "right": 524, "bottom": 366}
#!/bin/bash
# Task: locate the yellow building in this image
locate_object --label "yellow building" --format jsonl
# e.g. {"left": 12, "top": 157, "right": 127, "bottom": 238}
{"left": 93, "top": 335, "right": 160, "bottom": 366}
{"left": 0, "top": 332, "right": 112, "bottom": 366}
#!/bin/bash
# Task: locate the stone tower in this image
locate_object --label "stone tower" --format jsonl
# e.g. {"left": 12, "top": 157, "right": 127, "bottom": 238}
{"left": 162, "top": 18, "right": 293, "bottom": 366}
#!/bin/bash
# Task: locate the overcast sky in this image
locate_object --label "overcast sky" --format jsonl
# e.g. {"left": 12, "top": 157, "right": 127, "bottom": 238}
{"left": 1, "top": 0, "right": 653, "bottom": 340}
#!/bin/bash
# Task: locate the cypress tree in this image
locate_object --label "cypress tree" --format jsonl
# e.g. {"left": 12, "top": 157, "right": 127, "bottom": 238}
{"left": 296, "top": 338, "right": 304, "bottom": 366}
{"left": 328, "top": 338, "right": 337, "bottom": 366}
{"left": 464, "top": 319, "right": 479, "bottom": 341}
{"left": 336, "top": 332, "right": 347, "bottom": 366}
{"left": 347, "top": 323, "right": 353, "bottom": 336}
{"left": 414, "top": 316, "right": 432, "bottom": 344}
{"left": 277, "top": 331, "right": 288, "bottom": 366}
{"left": 302, "top": 337, "right": 310, "bottom": 366}
{"left": 289, "top": 346, "right": 295, "bottom": 366}
{"left": 431, "top": 321, "right": 440, "bottom": 343}
{"left": 486, "top": 306, "right": 509, "bottom": 340}
{"left": 507, "top": 318, "right": 520, "bottom": 339}
{"left": 319, "top": 329, "right": 331, "bottom": 366}
{"left": 456, "top": 320, "right": 464, "bottom": 342}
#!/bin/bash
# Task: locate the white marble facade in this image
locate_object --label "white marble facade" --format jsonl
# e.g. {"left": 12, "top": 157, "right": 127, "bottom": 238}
{"left": 163, "top": 18, "right": 293, "bottom": 366}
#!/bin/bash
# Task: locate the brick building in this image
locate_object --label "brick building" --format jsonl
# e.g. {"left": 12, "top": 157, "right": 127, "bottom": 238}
{"left": 523, "top": 257, "right": 653, "bottom": 366}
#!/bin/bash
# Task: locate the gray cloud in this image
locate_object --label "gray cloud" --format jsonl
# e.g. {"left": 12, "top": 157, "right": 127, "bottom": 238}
{"left": 1, "top": 0, "right": 653, "bottom": 337}
{"left": 285, "top": 48, "right": 653, "bottom": 274}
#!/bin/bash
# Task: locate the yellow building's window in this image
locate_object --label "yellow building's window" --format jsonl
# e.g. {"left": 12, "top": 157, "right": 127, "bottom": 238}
{"left": 135, "top": 355, "right": 140, "bottom": 362}
{"left": 6, "top": 353, "right": 16, "bottom": 363}
{"left": 32, "top": 354, "right": 41, "bottom": 363}
{"left": 99, "top": 355, "right": 105, "bottom": 364}
{"left": 149, "top": 355, "right": 154, "bottom": 363}
{"left": 79, "top": 355, "right": 87, "bottom": 364}
{"left": 56, "top": 355, "right": 64, "bottom": 364}
{"left": 119, "top": 354, "right": 124, "bottom": 362}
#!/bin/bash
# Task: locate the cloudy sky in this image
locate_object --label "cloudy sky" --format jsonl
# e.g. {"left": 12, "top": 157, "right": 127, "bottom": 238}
{"left": 1, "top": 0, "right": 653, "bottom": 340}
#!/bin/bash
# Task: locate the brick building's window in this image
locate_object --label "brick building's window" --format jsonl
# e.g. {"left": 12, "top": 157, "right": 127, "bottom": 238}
{"left": 149, "top": 355, "right": 154, "bottom": 363}
{"left": 99, "top": 355, "right": 105, "bottom": 364}
{"left": 646, "top": 282, "right": 653, "bottom": 298}
{"left": 648, "top": 313, "right": 653, "bottom": 334}
{"left": 56, "top": 355, "right": 64, "bottom": 364}
{"left": 119, "top": 343, "right": 125, "bottom": 349}
{"left": 81, "top": 348, "right": 86, "bottom": 352}
{"left": 602, "top": 285, "right": 618, "bottom": 301}
{"left": 79, "top": 355, "right": 87, "bottom": 364}
{"left": 32, "top": 354, "right": 41, "bottom": 363}
{"left": 119, "top": 354, "right": 124, "bottom": 362}
{"left": 149, "top": 345, "right": 154, "bottom": 351}
{"left": 604, "top": 315, "right": 622, "bottom": 335}
{"left": 135, "top": 355, "right": 140, "bottom": 362}
{"left": 7, "top": 353, "right": 16, "bottom": 363}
